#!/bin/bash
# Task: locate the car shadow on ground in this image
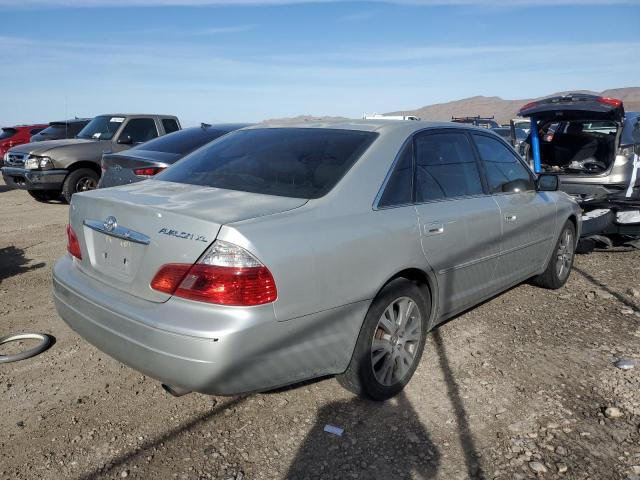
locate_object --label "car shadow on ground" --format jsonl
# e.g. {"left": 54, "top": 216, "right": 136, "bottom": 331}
{"left": 572, "top": 264, "right": 639, "bottom": 311}
{"left": 0, "top": 245, "right": 45, "bottom": 284}
{"left": 286, "top": 329, "right": 485, "bottom": 479}
{"left": 74, "top": 330, "right": 484, "bottom": 480}
{"left": 286, "top": 391, "right": 440, "bottom": 479}
{"left": 77, "top": 396, "right": 249, "bottom": 480}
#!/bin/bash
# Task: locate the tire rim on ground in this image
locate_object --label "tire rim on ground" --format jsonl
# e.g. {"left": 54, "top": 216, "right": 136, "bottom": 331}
{"left": 0, "top": 333, "right": 52, "bottom": 364}
{"left": 371, "top": 296, "right": 422, "bottom": 386}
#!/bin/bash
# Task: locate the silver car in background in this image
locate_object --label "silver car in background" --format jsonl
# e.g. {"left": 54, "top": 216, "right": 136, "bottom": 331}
{"left": 53, "top": 120, "right": 581, "bottom": 400}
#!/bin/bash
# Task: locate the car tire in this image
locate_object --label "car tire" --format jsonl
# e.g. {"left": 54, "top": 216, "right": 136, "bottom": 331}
{"left": 337, "top": 278, "right": 430, "bottom": 401}
{"left": 28, "top": 190, "right": 61, "bottom": 202}
{"left": 61, "top": 168, "right": 99, "bottom": 203}
{"left": 532, "top": 220, "right": 576, "bottom": 289}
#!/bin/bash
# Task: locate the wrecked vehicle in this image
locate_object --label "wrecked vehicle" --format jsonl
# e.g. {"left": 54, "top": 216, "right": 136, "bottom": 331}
{"left": 519, "top": 94, "right": 640, "bottom": 250}
{"left": 53, "top": 120, "right": 580, "bottom": 401}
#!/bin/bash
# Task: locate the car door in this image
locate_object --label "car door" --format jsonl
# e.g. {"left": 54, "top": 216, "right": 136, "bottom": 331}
{"left": 115, "top": 118, "right": 160, "bottom": 150}
{"left": 471, "top": 132, "right": 557, "bottom": 287}
{"left": 412, "top": 130, "right": 502, "bottom": 316}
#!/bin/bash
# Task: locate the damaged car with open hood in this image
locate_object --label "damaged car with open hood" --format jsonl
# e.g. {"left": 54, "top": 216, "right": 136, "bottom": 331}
{"left": 519, "top": 94, "right": 640, "bottom": 250}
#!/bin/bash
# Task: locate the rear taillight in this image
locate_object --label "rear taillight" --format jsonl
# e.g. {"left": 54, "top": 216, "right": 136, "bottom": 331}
{"left": 66, "top": 224, "right": 82, "bottom": 260}
{"left": 150, "top": 240, "right": 277, "bottom": 306}
{"left": 134, "top": 167, "right": 165, "bottom": 177}
{"left": 598, "top": 97, "right": 622, "bottom": 108}
{"left": 519, "top": 101, "right": 538, "bottom": 113}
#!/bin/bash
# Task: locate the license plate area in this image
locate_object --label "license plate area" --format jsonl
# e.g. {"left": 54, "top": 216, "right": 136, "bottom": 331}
{"left": 85, "top": 228, "right": 145, "bottom": 282}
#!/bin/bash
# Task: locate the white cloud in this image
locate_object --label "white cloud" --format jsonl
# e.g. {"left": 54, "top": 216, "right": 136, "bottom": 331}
{"left": 0, "top": 0, "right": 635, "bottom": 7}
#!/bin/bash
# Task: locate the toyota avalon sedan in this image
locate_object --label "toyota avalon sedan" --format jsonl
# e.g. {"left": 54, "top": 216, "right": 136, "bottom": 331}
{"left": 53, "top": 120, "right": 580, "bottom": 400}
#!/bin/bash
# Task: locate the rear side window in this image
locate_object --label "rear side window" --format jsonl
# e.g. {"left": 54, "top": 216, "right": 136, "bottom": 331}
{"left": 158, "top": 128, "right": 378, "bottom": 199}
{"left": 162, "top": 118, "right": 180, "bottom": 134}
{"left": 133, "top": 128, "right": 228, "bottom": 157}
{"left": 120, "top": 118, "right": 158, "bottom": 144}
{"left": 0, "top": 128, "right": 17, "bottom": 140}
{"left": 378, "top": 143, "right": 413, "bottom": 208}
{"left": 30, "top": 128, "right": 44, "bottom": 135}
{"left": 472, "top": 134, "right": 535, "bottom": 194}
{"left": 414, "top": 132, "right": 483, "bottom": 202}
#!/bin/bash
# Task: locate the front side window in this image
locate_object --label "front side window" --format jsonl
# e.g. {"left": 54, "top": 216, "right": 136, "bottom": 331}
{"left": 414, "top": 132, "right": 484, "bottom": 202}
{"left": 119, "top": 118, "right": 158, "bottom": 144}
{"left": 157, "top": 128, "right": 378, "bottom": 199}
{"left": 472, "top": 134, "right": 534, "bottom": 194}
{"left": 378, "top": 143, "right": 413, "bottom": 208}
{"left": 77, "top": 115, "right": 125, "bottom": 140}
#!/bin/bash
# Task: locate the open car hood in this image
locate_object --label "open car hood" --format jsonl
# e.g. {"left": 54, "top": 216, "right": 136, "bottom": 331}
{"left": 518, "top": 94, "right": 625, "bottom": 123}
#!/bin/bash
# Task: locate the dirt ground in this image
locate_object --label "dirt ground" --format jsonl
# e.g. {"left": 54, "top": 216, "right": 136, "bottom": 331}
{"left": 1, "top": 178, "right": 639, "bottom": 480}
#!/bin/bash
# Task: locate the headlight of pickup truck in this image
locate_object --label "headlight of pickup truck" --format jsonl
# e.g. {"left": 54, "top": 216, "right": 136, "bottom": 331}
{"left": 25, "top": 155, "right": 54, "bottom": 170}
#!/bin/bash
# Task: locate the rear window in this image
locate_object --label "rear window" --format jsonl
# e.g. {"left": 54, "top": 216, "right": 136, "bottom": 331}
{"left": 0, "top": 128, "right": 17, "bottom": 140}
{"left": 132, "top": 128, "right": 228, "bottom": 157}
{"left": 157, "top": 128, "right": 378, "bottom": 199}
{"left": 38, "top": 122, "right": 88, "bottom": 138}
{"left": 38, "top": 124, "right": 67, "bottom": 135}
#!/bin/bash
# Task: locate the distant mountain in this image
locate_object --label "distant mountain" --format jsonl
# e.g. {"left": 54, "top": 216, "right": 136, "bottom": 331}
{"left": 386, "top": 87, "right": 640, "bottom": 124}
{"left": 261, "top": 114, "right": 349, "bottom": 125}
{"left": 261, "top": 87, "right": 640, "bottom": 125}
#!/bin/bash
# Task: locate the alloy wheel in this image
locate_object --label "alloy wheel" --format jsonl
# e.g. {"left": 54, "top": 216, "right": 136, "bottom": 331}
{"left": 556, "top": 227, "right": 574, "bottom": 280}
{"left": 371, "top": 296, "right": 422, "bottom": 386}
{"left": 76, "top": 176, "right": 97, "bottom": 192}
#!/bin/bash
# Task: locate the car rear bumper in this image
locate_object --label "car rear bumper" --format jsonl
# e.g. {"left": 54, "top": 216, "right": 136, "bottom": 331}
{"left": 52, "top": 255, "right": 367, "bottom": 395}
{"left": 1, "top": 167, "right": 66, "bottom": 190}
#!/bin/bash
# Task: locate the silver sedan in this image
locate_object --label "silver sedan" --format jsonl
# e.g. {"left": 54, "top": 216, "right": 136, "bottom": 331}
{"left": 53, "top": 120, "right": 581, "bottom": 400}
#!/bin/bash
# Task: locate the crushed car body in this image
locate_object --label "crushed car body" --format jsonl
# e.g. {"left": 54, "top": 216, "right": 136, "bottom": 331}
{"left": 518, "top": 94, "right": 640, "bottom": 248}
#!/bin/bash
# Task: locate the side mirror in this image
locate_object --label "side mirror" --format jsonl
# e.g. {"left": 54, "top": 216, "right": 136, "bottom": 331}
{"left": 117, "top": 134, "right": 133, "bottom": 145}
{"left": 536, "top": 174, "right": 559, "bottom": 192}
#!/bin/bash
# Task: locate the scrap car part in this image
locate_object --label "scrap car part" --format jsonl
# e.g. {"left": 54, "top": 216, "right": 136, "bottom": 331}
{"left": 0, "top": 332, "right": 52, "bottom": 363}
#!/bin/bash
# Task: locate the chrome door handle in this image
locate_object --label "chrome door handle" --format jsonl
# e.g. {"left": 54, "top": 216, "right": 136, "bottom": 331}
{"left": 505, "top": 214, "right": 517, "bottom": 222}
{"left": 423, "top": 223, "right": 444, "bottom": 236}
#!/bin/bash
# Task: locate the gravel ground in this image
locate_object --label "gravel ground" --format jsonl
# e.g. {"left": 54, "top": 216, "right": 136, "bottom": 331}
{"left": 1, "top": 179, "right": 639, "bottom": 480}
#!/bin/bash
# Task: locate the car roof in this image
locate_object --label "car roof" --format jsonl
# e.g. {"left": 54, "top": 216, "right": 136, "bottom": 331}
{"left": 204, "top": 123, "right": 255, "bottom": 132}
{"left": 248, "top": 119, "right": 488, "bottom": 135}
{"left": 97, "top": 113, "right": 178, "bottom": 118}
{"left": 8, "top": 123, "right": 48, "bottom": 129}
{"left": 49, "top": 118, "right": 91, "bottom": 125}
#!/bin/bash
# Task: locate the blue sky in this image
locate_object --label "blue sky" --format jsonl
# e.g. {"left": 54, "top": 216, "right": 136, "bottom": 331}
{"left": 0, "top": 0, "right": 638, "bottom": 126}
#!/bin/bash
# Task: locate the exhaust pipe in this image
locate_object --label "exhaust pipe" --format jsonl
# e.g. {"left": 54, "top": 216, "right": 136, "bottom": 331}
{"left": 161, "top": 383, "right": 192, "bottom": 397}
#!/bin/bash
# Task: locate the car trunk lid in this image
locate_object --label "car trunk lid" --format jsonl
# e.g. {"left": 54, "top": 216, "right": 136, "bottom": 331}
{"left": 70, "top": 180, "right": 307, "bottom": 302}
{"left": 518, "top": 93, "right": 625, "bottom": 122}
{"left": 100, "top": 151, "right": 180, "bottom": 187}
